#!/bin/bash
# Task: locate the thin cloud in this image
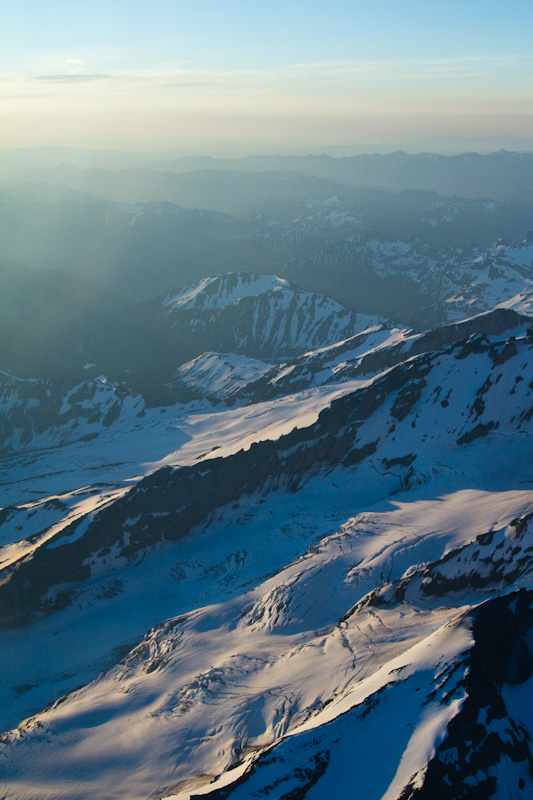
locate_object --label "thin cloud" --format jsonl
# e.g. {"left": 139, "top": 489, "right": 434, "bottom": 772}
{"left": 286, "top": 54, "right": 533, "bottom": 80}
{"left": 35, "top": 73, "right": 110, "bottom": 83}
{"left": 14, "top": 52, "right": 532, "bottom": 96}
{"left": 100, "top": 53, "right": 533, "bottom": 92}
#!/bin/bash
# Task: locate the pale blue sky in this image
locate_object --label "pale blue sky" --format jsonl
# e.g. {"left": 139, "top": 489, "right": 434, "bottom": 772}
{"left": 2, "top": 0, "right": 532, "bottom": 152}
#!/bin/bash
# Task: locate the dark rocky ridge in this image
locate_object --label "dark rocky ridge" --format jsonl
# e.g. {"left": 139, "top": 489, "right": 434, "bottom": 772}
{"left": 0, "top": 374, "right": 146, "bottom": 455}
{"left": 234, "top": 308, "right": 529, "bottom": 403}
{"left": 401, "top": 590, "right": 533, "bottom": 800}
{"left": 196, "top": 591, "right": 533, "bottom": 800}
{"left": 362, "top": 512, "right": 533, "bottom": 610}
{"left": 155, "top": 271, "right": 371, "bottom": 363}
{"left": 1, "top": 328, "right": 531, "bottom": 627}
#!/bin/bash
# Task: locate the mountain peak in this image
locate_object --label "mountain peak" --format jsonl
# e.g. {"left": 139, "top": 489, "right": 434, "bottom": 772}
{"left": 162, "top": 271, "right": 292, "bottom": 311}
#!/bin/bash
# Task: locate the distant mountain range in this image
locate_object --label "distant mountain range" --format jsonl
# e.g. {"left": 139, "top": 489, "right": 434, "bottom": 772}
{"left": 1, "top": 182, "right": 532, "bottom": 330}
{"left": 13, "top": 148, "right": 533, "bottom": 201}
{"left": 2, "top": 255, "right": 532, "bottom": 386}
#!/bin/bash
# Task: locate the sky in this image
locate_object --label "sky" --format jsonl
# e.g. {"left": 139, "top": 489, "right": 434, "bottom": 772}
{"left": 1, "top": 0, "right": 533, "bottom": 154}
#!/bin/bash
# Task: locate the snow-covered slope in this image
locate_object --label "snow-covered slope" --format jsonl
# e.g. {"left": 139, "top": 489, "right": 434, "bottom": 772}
{"left": 348, "top": 233, "right": 533, "bottom": 322}
{"left": 1, "top": 208, "right": 533, "bottom": 800}
{"left": 0, "top": 372, "right": 145, "bottom": 454}
{"left": 158, "top": 271, "right": 385, "bottom": 361}
{"left": 171, "top": 352, "right": 274, "bottom": 401}
{"left": 441, "top": 236, "right": 533, "bottom": 319}
{"left": 270, "top": 229, "right": 533, "bottom": 325}
{"left": 233, "top": 307, "right": 528, "bottom": 402}
{"left": 1, "top": 310, "right": 533, "bottom": 799}
{"left": 162, "top": 272, "right": 287, "bottom": 311}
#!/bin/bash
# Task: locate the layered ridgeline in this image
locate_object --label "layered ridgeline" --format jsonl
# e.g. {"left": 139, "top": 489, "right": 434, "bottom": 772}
{"left": 157, "top": 271, "right": 385, "bottom": 362}
{"left": 2, "top": 251, "right": 532, "bottom": 385}
{"left": 0, "top": 266, "right": 382, "bottom": 383}
{"left": 1, "top": 182, "right": 533, "bottom": 327}
{"left": 192, "top": 306, "right": 530, "bottom": 403}
{"left": 0, "top": 270, "right": 386, "bottom": 453}
{"left": 3, "top": 267, "right": 529, "bottom": 448}
{"left": 10, "top": 149, "right": 533, "bottom": 203}
{"left": 0, "top": 373, "right": 146, "bottom": 454}
{"left": 1, "top": 256, "right": 533, "bottom": 800}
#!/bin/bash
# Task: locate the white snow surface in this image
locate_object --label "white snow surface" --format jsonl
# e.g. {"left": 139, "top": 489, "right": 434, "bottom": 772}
{"left": 1, "top": 315, "right": 533, "bottom": 800}
{"left": 159, "top": 270, "right": 386, "bottom": 360}
{"left": 174, "top": 352, "right": 274, "bottom": 399}
{"left": 162, "top": 272, "right": 290, "bottom": 311}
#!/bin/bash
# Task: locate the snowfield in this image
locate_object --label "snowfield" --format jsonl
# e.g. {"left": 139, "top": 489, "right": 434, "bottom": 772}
{"left": 1, "top": 269, "right": 533, "bottom": 799}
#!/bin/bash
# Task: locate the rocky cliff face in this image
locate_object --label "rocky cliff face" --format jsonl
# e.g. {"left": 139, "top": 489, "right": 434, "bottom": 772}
{"left": 0, "top": 373, "right": 145, "bottom": 454}
{"left": 158, "top": 271, "right": 384, "bottom": 362}
{"left": 1, "top": 322, "right": 531, "bottom": 627}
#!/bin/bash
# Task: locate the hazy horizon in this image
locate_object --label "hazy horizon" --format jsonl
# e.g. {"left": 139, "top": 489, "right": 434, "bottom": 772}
{"left": 2, "top": 0, "right": 532, "bottom": 155}
{"left": 2, "top": 136, "right": 533, "bottom": 161}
